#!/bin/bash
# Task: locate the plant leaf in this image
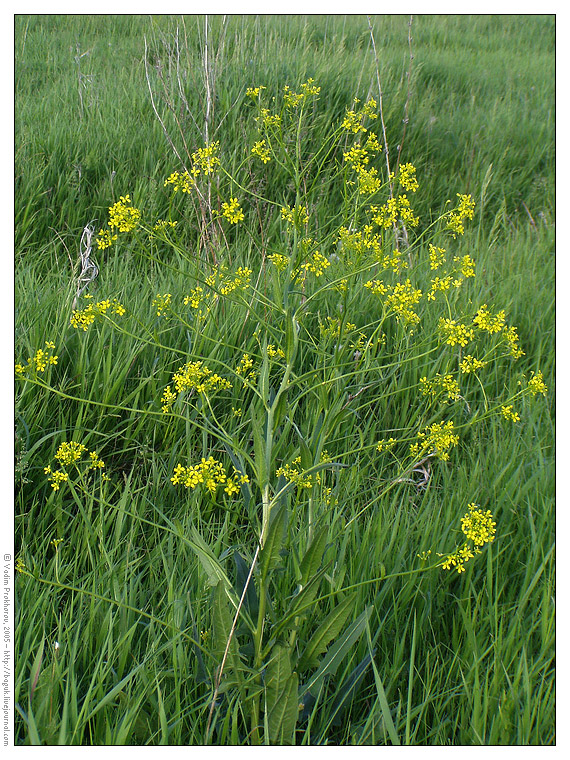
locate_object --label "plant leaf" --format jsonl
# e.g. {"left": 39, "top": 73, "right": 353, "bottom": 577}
{"left": 298, "top": 592, "right": 358, "bottom": 671}
{"left": 299, "top": 525, "right": 329, "bottom": 585}
{"left": 299, "top": 606, "right": 372, "bottom": 699}
{"left": 260, "top": 503, "right": 287, "bottom": 579}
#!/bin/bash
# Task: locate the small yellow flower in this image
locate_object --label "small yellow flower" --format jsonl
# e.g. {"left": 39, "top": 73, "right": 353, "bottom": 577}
{"left": 501, "top": 405, "right": 521, "bottom": 422}
{"left": 221, "top": 198, "right": 245, "bottom": 224}
{"left": 527, "top": 370, "right": 548, "bottom": 396}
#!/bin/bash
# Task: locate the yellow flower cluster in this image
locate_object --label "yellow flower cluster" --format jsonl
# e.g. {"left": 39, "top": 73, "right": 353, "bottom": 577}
{"left": 473, "top": 305, "right": 506, "bottom": 334}
{"left": 427, "top": 275, "right": 454, "bottom": 301}
{"left": 501, "top": 404, "right": 521, "bottom": 422}
{"left": 192, "top": 141, "right": 221, "bottom": 176}
{"left": 251, "top": 139, "right": 271, "bottom": 163}
{"left": 181, "top": 267, "right": 252, "bottom": 320}
{"left": 341, "top": 98, "right": 378, "bottom": 133}
{"left": 96, "top": 195, "right": 141, "bottom": 248}
{"left": 503, "top": 325, "right": 525, "bottom": 359}
{"left": 410, "top": 420, "right": 459, "bottom": 461}
{"left": 246, "top": 86, "right": 266, "bottom": 98}
{"left": 459, "top": 355, "right": 487, "bottom": 374}
{"left": 319, "top": 316, "right": 357, "bottom": 339}
{"left": 392, "top": 163, "right": 419, "bottom": 193}
{"left": 370, "top": 195, "right": 419, "bottom": 229}
{"left": 460, "top": 503, "right": 496, "bottom": 547}
{"left": 299, "top": 250, "right": 331, "bottom": 278}
{"left": 376, "top": 438, "right": 397, "bottom": 453}
{"left": 152, "top": 293, "right": 172, "bottom": 316}
{"left": 236, "top": 353, "right": 257, "bottom": 383}
{"left": 365, "top": 279, "right": 423, "bottom": 326}
{"left": 527, "top": 370, "right": 548, "bottom": 396}
{"left": 164, "top": 142, "right": 221, "bottom": 196}
{"left": 441, "top": 502, "right": 497, "bottom": 573}
{"left": 283, "top": 78, "right": 321, "bottom": 108}
{"left": 171, "top": 456, "right": 248, "bottom": 497}
{"left": 343, "top": 137, "right": 383, "bottom": 196}
{"left": 161, "top": 361, "right": 232, "bottom": 412}
{"left": 419, "top": 373, "right": 461, "bottom": 402}
{"left": 152, "top": 219, "right": 178, "bottom": 232}
{"left": 281, "top": 204, "right": 309, "bottom": 229}
{"left": 428, "top": 244, "right": 447, "bottom": 270}
{"left": 70, "top": 297, "right": 125, "bottom": 331}
{"left": 268, "top": 252, "right": 289, "bottom": 271}
{"left": 438, "top": 318, "right": 475, "bottom": 347}
{"left": 15, "top": 341, "right": 58, "bottom": 376}
{"left": 221, "top": 197, "right": 245, "bottom": 224}
{"left": 96, "top": 229, "right": 117, "bottom": 249}
{"left": 257, "top": 108, "right": 282, "bottom": 128}
{"left": 277, "top": 452, "right": 330, "bottom": 490}
{"left": 44, "top": 440, "right": 107, "bottom": 491}
{"left": 446, "top": 193, "right": 476, "bottom": 238}
{"left": 164, "top": 170, "right": 195, "bottom": 194}
{"left": 267, "top": 344, "right": 285, "bottom": 360}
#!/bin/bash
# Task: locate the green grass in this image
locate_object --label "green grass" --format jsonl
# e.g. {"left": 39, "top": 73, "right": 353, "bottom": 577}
{"left": 15, "top": 14, "right": 554, "bottom": 746}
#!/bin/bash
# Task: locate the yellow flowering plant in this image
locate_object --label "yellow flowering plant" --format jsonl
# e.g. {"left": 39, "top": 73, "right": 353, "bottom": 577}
{"left": 15, "top": 77, "right": 551, "bottom": 747}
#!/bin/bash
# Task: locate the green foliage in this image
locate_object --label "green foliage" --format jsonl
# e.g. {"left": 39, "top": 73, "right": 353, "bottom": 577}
{"left": 14, "top": 14, "right": 554, "bottom": 747}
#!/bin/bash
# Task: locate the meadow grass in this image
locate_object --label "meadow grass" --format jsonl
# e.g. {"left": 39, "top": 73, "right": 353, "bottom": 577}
{"left": 15, "top": 14, "right": 554, "bottom": 745}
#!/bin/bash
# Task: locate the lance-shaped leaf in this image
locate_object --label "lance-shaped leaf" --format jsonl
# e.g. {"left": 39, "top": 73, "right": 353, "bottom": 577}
{"left": 299, "top": 606, "right": 372, "bottom": 699}
{"left": 299, "top": 525, "right": 329, "bottom": 585}
{"left": 259, "top": 503, "right": 287, "bottom": 579}
{"left": 212, "top": 581, "right": 243, "bottom": 687}
{"left": 298, "top": 592, "right": 358, "bottom": 671}
{"left": 265, "top": 644, "right": 299, "bottom": 745}
{"left": 188, "top": 526, "right": 232, "bottom": 590}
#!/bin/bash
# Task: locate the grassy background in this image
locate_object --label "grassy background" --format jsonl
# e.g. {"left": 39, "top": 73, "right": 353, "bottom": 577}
{"left": 15, "top": 14, "right": 554, "bottom": 745}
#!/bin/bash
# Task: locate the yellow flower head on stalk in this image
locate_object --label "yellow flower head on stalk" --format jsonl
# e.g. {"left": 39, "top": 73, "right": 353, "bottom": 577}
{"left": 446, "top": 193, "right": 475, "bottom": 238}
{"left": 246, "top": 85, "right": 266, "bottom": 98}
{"left": 152, "top": 293, "right": 172, "bottom": 316}
{"left": 454, "top": 254, "right": 476, "bottom": 279}
{"left": 503, "top": 325, "right": 525, "bottom": 359}
{"left": 268, "top": 253, "right": 290, "bottom": 271}
{"left": 427, "top": 275, "right": 454, "bottom": 301}
{"left": 461, "top": 503, "right": 496, "bottom": 547}
{"left": 45, "top": 441, "right": 106, "bottom": 491}
{"left": 459, "top": 355, "right": 487, "bottom": 374}
{"left": 357, "top": 166, "right": 381, "bottom": 195}
{"left": 221, "top": 197, "right": 245, "bottom": 224}
{"left": 257, "top": 108, "right": 282, "bottom": 129}
{"left": 440, "top": 502, "right": 496, "bottom": 574}
{"left": 376, "top": 438, "right": 397, "bottom": 453}
{"left": 164, "top": 170, "right": 196, "bottom": 194}
{"left": 501, "top": 405, "right": 521, "bottom": 422}
{"left": 473, "top": 304, "right": 506, "bottom": 334}
{"left": 276, "top": 455, "right": 327, "bottom": 490}
{"left": 438, "top": 318, "right": 475, "bottom": 348}
{"left": 192, "top": 141, "right": 220, "bottom": 176}
{"left": 281, "top": 204, "right": 309, "bottom": 229}
{"left": 16, "top": 341, "right": 59, "bottom": 376}
{"left": 419, "top": 374, "right": 461, "bottom": 402}
{"left": 171, "top": 456, "right": 248, "bottom": 497}
{"left": 96, "top": 229, "right": 118, "bottom": 250}
{"left": 70, "top": 297, "right": 125, "bottom": 331}
{"left": 161, "top": 361, "right": 232, "bottom": 412}
{"left": 108, "top": 195, "right": 141, "bottom": 233}
{"left": 343, "top": 144, "right": 369, "bottom": 172}
{"left": 428, "top": 244, "right": 447, "bottom": 270}
{"left": 385, "top": 280, "right": 423, "bottom": 325}
{"left": 527, "top": 370, "right": 548, "bottom": 396}
{"left": 393, "top": 162, "right": 419, "bottom": 193}
{"left": 410, "top": 420, "right": 459, "bottom": 461}
{"left": 251, "top": 139, "right": 271, "bottom": 163}
{"left": 152, "top": 219, "right": 178, "bottom": 232}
